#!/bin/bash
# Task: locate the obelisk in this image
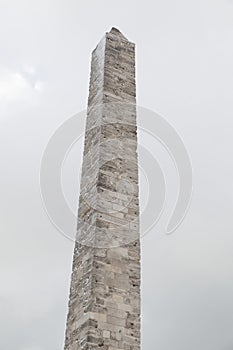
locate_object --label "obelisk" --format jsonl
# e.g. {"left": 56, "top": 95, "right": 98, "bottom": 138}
{"left": 64, "top": 27, "right": 141, "bottom": 350}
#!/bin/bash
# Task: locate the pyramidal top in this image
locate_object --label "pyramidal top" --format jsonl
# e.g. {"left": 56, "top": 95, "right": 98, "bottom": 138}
{"left": 108, "top": 27, "right": 128, "bottom": 40}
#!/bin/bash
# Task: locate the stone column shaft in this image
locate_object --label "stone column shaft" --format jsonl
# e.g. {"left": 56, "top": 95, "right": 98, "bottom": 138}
{"left": 64, "top": 27, "right": 141, "bottom": 350}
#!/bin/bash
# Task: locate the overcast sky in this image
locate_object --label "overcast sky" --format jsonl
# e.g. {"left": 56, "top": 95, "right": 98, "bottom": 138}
{"left": 0, "top": 0, "right": 233, "bottom": 349}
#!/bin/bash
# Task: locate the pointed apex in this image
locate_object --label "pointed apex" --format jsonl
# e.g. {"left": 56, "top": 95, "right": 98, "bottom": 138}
{"left": 110, "top": 27, "right": 122, "bottom": 34}
{"left": 109, "top": 27, "right": 128, "bottom": 40}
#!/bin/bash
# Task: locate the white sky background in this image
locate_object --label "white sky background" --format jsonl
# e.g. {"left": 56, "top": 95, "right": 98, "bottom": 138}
{"left": 0, "top": 0, "right": 233, "bottom": 349}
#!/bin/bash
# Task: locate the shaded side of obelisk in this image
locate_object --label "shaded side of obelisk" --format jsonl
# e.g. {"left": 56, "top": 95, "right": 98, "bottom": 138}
{"left": 64, "top": 27, "right": 141, "bottom": 350}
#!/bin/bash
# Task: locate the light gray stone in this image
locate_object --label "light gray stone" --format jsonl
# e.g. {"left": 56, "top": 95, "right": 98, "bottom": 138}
{"left": 64, "top": 27, "right": 141, "bottom": 350}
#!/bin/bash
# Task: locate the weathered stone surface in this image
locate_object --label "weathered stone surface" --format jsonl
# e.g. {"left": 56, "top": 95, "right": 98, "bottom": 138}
{"left": 64, "top": 27, "right": 141, "bottom": 350}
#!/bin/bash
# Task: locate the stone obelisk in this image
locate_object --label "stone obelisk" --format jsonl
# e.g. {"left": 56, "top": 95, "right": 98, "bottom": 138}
{"left": 64, "top": 27, "right": 141, "bottom": 350}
